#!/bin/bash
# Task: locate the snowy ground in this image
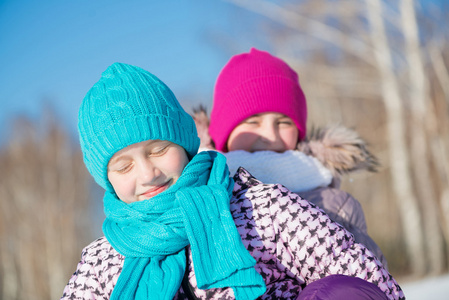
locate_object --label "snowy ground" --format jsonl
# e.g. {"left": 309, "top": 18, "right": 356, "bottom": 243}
{"left": 399, "top": 273, "right": 449, "bottom": 299}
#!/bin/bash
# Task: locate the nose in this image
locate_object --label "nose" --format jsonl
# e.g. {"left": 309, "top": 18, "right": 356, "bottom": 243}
{"left": 260, "top": 123, "right": 278, "bottom": 141}
{"left": 259, "top": 122, "right": 282, "bottom": 142}
{"left": 137, "top": 159, "right": 160, "bottom": 185}
{"left": 258, "top": 123, "right": 285, "bottom": 151}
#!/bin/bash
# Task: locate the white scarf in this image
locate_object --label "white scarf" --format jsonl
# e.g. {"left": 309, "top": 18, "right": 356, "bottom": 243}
{"left": 219, "top": 150, "right": 332, "bottom": 193}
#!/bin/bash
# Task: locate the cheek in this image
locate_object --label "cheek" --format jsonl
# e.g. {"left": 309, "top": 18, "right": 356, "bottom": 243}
{"left": 227, "top": 135, "right": 254, "bottom": 152}
{"left": 281, "top": 128, "right": 299, "bottom": 150}
{"left": 173, "top": 158, "right": 187, "bottom": 176}
{"left": 166, "top": 150, "right": 190, "bottom": 178}
{"left": 227, "top": 128, "right": 258, "bottom": 152}
{"left": 108, "top": 173, "right": 134, "bottom": 199}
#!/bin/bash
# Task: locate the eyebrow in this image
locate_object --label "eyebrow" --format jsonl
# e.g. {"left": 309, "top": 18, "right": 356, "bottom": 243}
{"left": 108, "top": 154, "right": 129, "bottom": 169}
{"left": 108, "top": 140, "right": 170, "bottom": 166}
{"left": 247, "top": 113, "right": 290, "bottom": 119}
{"left": 108, "top": 143, "right": 148, "bottom": 167}
{"left": 245, "top": 114, "right": 262, "bottom": 119}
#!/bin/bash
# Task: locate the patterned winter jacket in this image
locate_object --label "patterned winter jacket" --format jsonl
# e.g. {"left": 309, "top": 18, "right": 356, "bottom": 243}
{"left": 296, "top": 125, "right": 388, "bottom": 267}
{"left": 298, "top": 187, "right": 388, "bottom": 268}
{"left": 61, "top": 168, "right": 404, "bottom": 300}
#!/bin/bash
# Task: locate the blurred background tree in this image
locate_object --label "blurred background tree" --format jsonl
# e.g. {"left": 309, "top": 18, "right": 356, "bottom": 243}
{"left": 0, "top": 111, "right": 95, "bottom": 300}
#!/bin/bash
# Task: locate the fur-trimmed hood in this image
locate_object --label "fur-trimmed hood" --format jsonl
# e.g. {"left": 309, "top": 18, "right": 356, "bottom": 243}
{"left": 192, "top": 106, "right": 379, "bottom": 179}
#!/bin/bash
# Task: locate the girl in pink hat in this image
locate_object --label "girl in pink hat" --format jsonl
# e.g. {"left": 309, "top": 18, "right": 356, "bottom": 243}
{"left": 196, "top": 48, "right": 387, "bottom": 268}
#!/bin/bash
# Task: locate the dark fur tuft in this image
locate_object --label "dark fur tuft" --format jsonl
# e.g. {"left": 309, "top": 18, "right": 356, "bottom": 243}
{"left": 191, "top": 105, "right": 214, "bottom": 149}
{"left": 298, "top": 125, "right": 379, "bottom": 178}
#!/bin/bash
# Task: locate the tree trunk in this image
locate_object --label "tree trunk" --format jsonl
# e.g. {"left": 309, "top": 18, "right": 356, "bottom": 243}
{"left": 428, "top": 43, "right": 449, "bottom": 264}
{"left": 401, "top": 0, "right": 445, "bottom": 275}
{"left": 366, "top": 0, "right": 426, "bottom": 275}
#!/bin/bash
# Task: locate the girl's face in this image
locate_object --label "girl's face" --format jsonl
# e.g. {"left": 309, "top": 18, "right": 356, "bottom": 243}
{"left": 226, "top": 112, "right": 299, "bottom": 153}
{"left": 107, "top": 140, "right": 189, "bottom": 203}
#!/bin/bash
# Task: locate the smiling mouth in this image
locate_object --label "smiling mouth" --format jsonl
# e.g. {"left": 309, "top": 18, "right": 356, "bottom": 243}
{"left": 140, "top": 179, "right": 173, "bottom": 199}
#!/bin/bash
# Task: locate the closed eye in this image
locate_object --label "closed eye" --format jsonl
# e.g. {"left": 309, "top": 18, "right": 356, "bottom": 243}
{"left": 278, "top": 118, "right": 294, "bottom": 126}
{"left": 243, "top": 117, "right": 261, "bottom": 125}
{"left": 115, "top": 163, "right": 133, "bottom": 174}
{"left": 149, "top": 144, "right": 170, "bottom": 157}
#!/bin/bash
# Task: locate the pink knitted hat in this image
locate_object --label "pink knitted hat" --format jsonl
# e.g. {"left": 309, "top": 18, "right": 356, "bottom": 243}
{"left": 209, "top": 48, "right": 307, "bottom": 152}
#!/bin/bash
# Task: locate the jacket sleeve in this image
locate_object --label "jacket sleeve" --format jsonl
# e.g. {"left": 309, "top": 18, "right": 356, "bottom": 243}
{"left": 271, "top": 185, "right": 404, "bottom": 300}
{"left": 298, "top": 187, "right": 388, "bottom": 269}
{"left": 60, "top": 250, "right": 106, "bottom": 300}
{"left": 60, "top": 237, "right": 120, "bottom": 300}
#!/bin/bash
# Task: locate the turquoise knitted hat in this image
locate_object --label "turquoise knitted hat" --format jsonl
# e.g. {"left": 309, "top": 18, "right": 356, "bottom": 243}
{"left": 78, "top": 63, "right": 200, "bottom": 190}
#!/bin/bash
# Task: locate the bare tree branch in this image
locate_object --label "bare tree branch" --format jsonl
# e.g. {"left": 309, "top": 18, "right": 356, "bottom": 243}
{"left": 224, "top": 0, "right": 377, "bottom": 66}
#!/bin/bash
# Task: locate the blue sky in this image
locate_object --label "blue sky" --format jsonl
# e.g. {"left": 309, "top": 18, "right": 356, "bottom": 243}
{"left": 0, "top": 0, "right": 268, "bottom": 145}
{"left": 0, "top": 0, "right": 446, "bottom": 146}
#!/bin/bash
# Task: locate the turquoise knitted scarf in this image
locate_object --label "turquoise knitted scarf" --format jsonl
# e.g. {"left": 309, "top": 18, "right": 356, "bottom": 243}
{"left": 103, "top": 151, "right": 266, "bottom": 299}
